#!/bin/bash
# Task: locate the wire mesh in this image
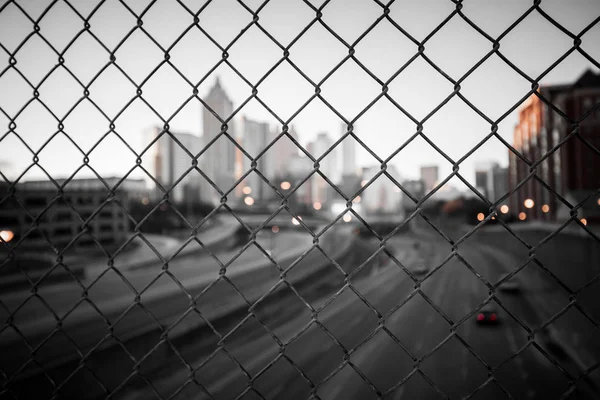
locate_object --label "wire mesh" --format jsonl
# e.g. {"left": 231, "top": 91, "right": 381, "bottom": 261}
{"left": 1, "top": 0, "right": 600, "bottom": 399}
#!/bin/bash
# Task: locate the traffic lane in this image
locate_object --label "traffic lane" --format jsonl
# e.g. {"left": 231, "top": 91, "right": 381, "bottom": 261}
{"left": 0, "top": 232, "right": 316, "bottom": 377}
{"left": 1, "top": 231, "right": 311, "bottom": 329}
{"left": 316, "top": 240, "right": 571, "bottom": 400}
{"left": 117, "top": 239, "right": 420, "bottom": 399}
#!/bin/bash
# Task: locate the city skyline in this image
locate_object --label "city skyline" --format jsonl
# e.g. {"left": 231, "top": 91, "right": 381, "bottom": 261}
{"left": 1, "top": 0, "right": 599, "bottom": 191}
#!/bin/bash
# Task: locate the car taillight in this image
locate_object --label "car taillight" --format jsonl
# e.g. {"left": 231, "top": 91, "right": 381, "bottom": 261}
{"left": 490, "top": 313, "right": 497, "bottom": 321}
{"left": 477, "top": 313, "right": 485, "bottom": 321}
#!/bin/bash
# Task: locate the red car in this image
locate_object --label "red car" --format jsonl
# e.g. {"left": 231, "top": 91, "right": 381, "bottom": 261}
{"left": 476, "top": 306, "right": 499, "bottom": 324}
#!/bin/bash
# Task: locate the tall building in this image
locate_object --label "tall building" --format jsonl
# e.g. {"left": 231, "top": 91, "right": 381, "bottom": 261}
{"left": 272, "top": 125, "right": 300, "bottom": 178}
{"left": 420, "top": 165, "right": 439, "bottom": 193}
{"left": 361, "top": 165, "right": 402, "bottom": 214}
{"left": 142, "top": 126, "right": 203, "bottom": 203}
{"left": 241, "top": 116, "right": 274, "bottom": 202}
{"left": 341, "top": 123, "right": 357, "bottom": 179}
{"left": 202, "top": 77, "right": 236, "bottom": 203}
{"left": 509, "top": 69, "right": 600, "bottom": 223}
{"left": 307, "top": 132, "right": 336, "bottom": 206}
{"left": 474, "top": 161, "right": 508, "bottom": 202}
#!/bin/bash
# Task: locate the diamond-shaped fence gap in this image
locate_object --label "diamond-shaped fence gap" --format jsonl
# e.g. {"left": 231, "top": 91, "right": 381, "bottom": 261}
{"left": 87, "top": 0, "right": 138, "bottom": 51}
{"left": 193, "top": 348, "right": 248, "bottom": 399}
{"left": 140, "top": 0, "right": 194, "bottom": 50}
{"left": 81, "top": 335, "right": 138, "bottom": 393}
{"left": 198, "top": 0, "right": 253, "bottom": 48}
{"left": 142, "top": 63, "right": 194, "bottom": 119}
{"left": 425, "top": 14, "right": 492, "bottom": 80}
{"left": 316, "top": 286, "right": 379, "bottom": 351}
{"left": 284, "top": 318, "right": 345, "bottom": 385}
{"left": 0, "top": 133, "right": 33, "bottom": 181}
{"left": 353, "top": 18, "right": 416, "bottom": 83}
{"left": 36, "top": 134, "right": 83, "bottom": 179}
{"left": 287, "top": 21, "right": 347, "bottom": 84}
{"left": 221, "top": 315, "right": 281, "bottom": 377}
{"left": 538, "top": 0, "right": 600, "bottom": 35}
{"left": 349, "top": 243, "right": 414, "bottom": 316}
{"left": 425, "top": 97, "right": 494, "bottom": 166}
{"left": 87, "top": 133, "right": 139, "bottom": 177}
{"left": 250, "top": 280, "right": 312, "bottom": 344}
{"left": 33, "top": 329, "right": 83, "bottom": 377}
{"left": 228, "top": 25, "right": 283, "bottom": 84}
{"left": 88, "top": 64, "right": 137, "bottom": 119}
{"left": 419, "top": 249, "right": 489, "bottom": 319}
{"left": 420, "top": 334, "right": 489, "bottom": 399}
{"left": 495, "top": 343, "right": 571, "bottom": 398}
{"left": 110, "top": 302, "right": 166, "bottom": 357}
{"left": 349, "top": 328, "right": 414, "bottom": 395}
{"left": 459, "top": 1, "right": 531, "bottom": 39}
{"left": 387, "top": 55, "right": 455, "bottom": 122}
{"left": 316, "top": 361, "right": 376, "bottom": 399}
{"left": 252, "top": 355, "right": 313, "bottom": 399}
{"left": 169, "top": 27, "right": 222, "bottom": 85}
{"left": 193, "top": 276, "right": 252, "bottom": 336}
{"left": 285, "top": 246, "right": 346, "bottom": 310}
{"left": 255, "top": 61, "right": 315, "bottom": 122}
{"left": 3, "top": 360, "right": 57, "bottom": 400}
{"left": 385, "top": 293, "right": 450, "bottom": 361}
{"left": 113, "top": 28, "right": 166, "bottom": 85}
{"left": 10, "top": 294, "right": 60, "bottom": 348}
{"left": 0, "top": 325, "right": 31, "bottom": 376}
{"left": 351, "top": 95, "right": 416, "bottom": 162}
{"left": 37, "top": 67, "right": 84, "bottom": 118}
{"left": 13, "top": 100, "right": 57, "bottom": 152}
{"left": 501, "top": 10, "right": 574, "bottom": 80}
{"left": 386, "top": 369, "right": 448, "bottom": 399}
{"left": 319, "top": 59, "right": 382, "bottom": 121}
{"left": 321, "top": 0, "right": 384, "bottom": 46}
{"left": 216, "top": 250, "right": 280, "bottom": 304}
{"left": 456, "top": 298, "right": 529, "bottom": 367}
{"left": 37, "top": 1, "right": 82, "bottom": 53}
{"left": 546, "top": 305, "right": 600, "bottom": 372}
{"left": 356, "top": 167, "right": 403, "bottom": 230}
{"left": 0, "top": 69, "right": 32, "bottom": 118}
{"left": 51, "top": 364, "right": 108, "bottom": 400}
{"left": 0, "top": 3, "right": 33, "bottom": 53}
{"left": 388, "top": 0, "right": 455, "bottom": 42}
{"left": 11, "top": 34, "right": 57, "bottom": 86}
{"left": 253, "top": 0, "right": 315, "bottom": 48}
{"left": 61, "top": 298, "right": 110, "bottom": 351}
{"left": 62, "top": 100, "right": 110, "bottom": 153}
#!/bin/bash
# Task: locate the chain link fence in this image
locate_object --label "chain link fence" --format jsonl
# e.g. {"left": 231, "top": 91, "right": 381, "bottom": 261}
{"left": 1, "top": 0, "right": 600, "bottom": 399}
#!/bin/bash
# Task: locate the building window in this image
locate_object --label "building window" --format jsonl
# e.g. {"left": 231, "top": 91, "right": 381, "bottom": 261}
{"left": 24, "top": 197, "right": 47, "bottom": 208}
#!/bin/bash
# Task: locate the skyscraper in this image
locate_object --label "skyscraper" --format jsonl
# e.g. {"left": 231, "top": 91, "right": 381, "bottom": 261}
{"left": 142, "top": 126, "right": 203, "bottom": 203}
{"left": 241, "top": 116, "right": 273, "bottom": 202}
{"left": 308, "top": 132, "right": 336, "bottom": 205}
{"left": 341, "top": 123, "right": 357, "bottom": 179}
{"left": 420, "top": 165, "right": 439, "bottom": 193}
{"left": 271, "top": 125, "right": 300, "bottom": 178}
{"left": 202, "top": 77, "right": 236, "bottom": 204}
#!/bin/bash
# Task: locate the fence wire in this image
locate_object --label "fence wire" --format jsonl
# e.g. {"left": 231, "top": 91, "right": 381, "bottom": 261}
{"left": 1, "top": 0, "right": 600, "bottom": 399}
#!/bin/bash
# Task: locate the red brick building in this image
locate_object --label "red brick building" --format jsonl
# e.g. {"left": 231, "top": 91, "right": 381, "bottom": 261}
{"left": 509, "top": 69, "right": 600, "bottom": 224}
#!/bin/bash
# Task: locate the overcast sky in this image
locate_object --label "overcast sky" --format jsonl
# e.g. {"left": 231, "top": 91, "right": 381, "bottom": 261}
{"left": 0, "top": 0, "right": 599, "bottom": 191}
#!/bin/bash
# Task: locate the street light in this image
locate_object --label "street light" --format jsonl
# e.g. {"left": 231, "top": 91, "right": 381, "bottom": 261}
{"left": 500, "top": 205, "right": 509, "bottom": 214}
{"left": 343, "top": 214, "right": 352, "bottom": 222}
{"left": 361, "top": 180, "right": 367, "bottom": 187}
{"left": 519, "top": 212, "right": 527, "bottom": 221}
{"left": 0, "top": 230, "right": 14, "bottom": 243}
{"left": 541, "top": 204, "right": 550, "bottom": 213}
{"left": 313, "top": 202, "right": 322, "bottom": 210}
{"left": 242, "top": 186, "right": 252, "bottom": 195}
{"left": 280, "top": 181, "right": 291, "bottom": 190}
{"left": 272, "top": 225, "right": 280, "bottom": 233}
{"left": 141, "top": 197, "right": 150, "bottom": 205}
{"left": 244, "top": 196, "right": 254, "bottom": 206}
{"left": 524, "top": 199, "right": 534, "bottom": 209}
{"left": 581, "top": 218, "right": 588, "bottom": 226}
{"left": 477, "top": 213, "right": 485, "bottom": 222}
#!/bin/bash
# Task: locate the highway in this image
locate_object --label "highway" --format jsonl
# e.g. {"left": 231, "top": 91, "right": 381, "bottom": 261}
{"left": 2, "top": 221, "right": 599, "bottom": 399}
{"left": 113, "top": 224, "right": 598, "bottom": 400}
